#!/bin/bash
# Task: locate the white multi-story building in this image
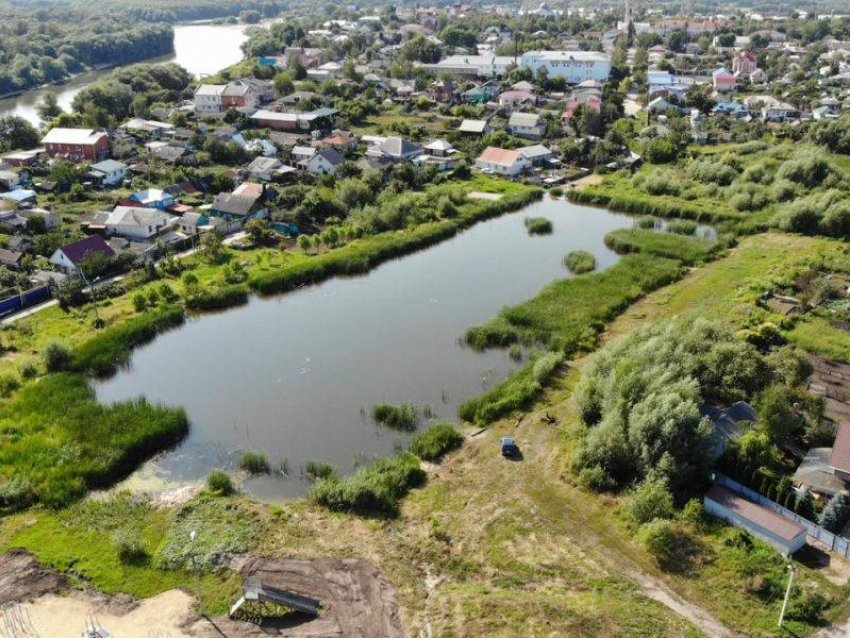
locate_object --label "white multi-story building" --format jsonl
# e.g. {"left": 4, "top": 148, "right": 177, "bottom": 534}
{"left": 194, "top": 84, "right": 226, "bottom": 115}
{"left": 519, "top": 51, "right": 611, "bottom": 83}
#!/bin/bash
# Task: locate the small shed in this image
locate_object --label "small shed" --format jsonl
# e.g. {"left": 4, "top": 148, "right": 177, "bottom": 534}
{"left": 704, "top": 485, "right": 807, "bottom": 556}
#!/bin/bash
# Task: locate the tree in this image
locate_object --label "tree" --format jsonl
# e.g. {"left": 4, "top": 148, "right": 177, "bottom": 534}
{"left": 37, "top": 92, "right": 62, "bottom": 122}
{"left": 245, "top": 218, "right": 273, "bottom": 245}
{"left": 200, "top": 230, "right": 224, "bottom": 262}
{"left": 819, "top": 493, "right": 850, "bottom": 532}
{"left": 240, "top": 9, "right": 261, "bottom": 24}
{"left": 297, "top": 234, "right": 311, "bottom": 252}
{"left": 401, "top": 35, "right": 442, "bottom": 64}
{"left": 756, "top": 385, "right": 801, "bottom": 445}
{"left": 627, "top": 478, "right": 674, "bottom": 524}
{"left": 0, "top": 116, "right": 39, "bottom": 152}
{"left": 273, "top": 71, "right": 294, "bottom": 96}
{"left": 795, "top": 487, "right": 815, "bottom": 520}
{"left": 666, "top": 29, "right": 686, "bottom": 53}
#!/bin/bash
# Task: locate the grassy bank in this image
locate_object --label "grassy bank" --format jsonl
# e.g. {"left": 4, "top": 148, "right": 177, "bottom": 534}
{"left": 465, "top": 254, "right": 683, "bottom": 354}
{"left": 604, "top": 228, "right": 719, "bottom": 265}
{"left": 185, "top": 284, "right": 249, "bottom": 311}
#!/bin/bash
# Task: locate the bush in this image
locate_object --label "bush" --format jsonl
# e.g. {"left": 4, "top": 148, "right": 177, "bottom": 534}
{"left": 687, "top": 161, "right": 736, "bottom": 186}
{"left": 627, "top": 478, "right": 675, "bottom": 524}
{"left": 239, "top": 451, "right": 270, "bottom": 475}
{"left": 531, "top": 351, "right": 564, "bottom": 383}
{"left": 114, "top": 531, "right": 149, "bottom": 565}
{"left": 304, "top": 460, "right": 336, "bottom": 481}
{"left": 577, "top": 465, "right": 617, "bottom": 491}
{"left": 309, "top": 452, "right": 425, "bottom": 516}
{"left": 373, "top": 403, "right": 417, "bottom": 430}
{"left": 637, "top": 518, "right": 679, "bottom": 563}
{"left": 787, "top": 591, "right": 831, "bottom": 624}
{"left": 206, "top": 470, "right": 235, "bottom": 496}
{"left": 18, "top": 361, "right": 37, "bottom": 379}
{"left": 409, "top": 422, "right": 464, "bottom": 461}
{"left": 524, "top": 217, "right": 553, "bottom": 235}
{"left": 43, "top": 340, "right": 71, "bottom": 372}
{"left": 564, "top": 250, "right": 596, "bottom": 274}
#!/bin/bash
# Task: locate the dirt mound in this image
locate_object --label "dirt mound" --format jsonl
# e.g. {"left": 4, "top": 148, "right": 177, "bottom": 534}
{"left": 207, "top": 557, "right": 403, "bottom": 638}
{"left": 0, "top": 549, "right": 67, "bottom": 604}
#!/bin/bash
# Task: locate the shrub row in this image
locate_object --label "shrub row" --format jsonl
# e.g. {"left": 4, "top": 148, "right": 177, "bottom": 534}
{"left": 604, "top": 229, "right": 718, "bottom": 265}
{"left": 250, "top": 189, "right": 542, "bottom": 296}
{"left": 185, "top": 284, "right": 249, "bottom": 311}
{"left": 69, "top": 305, "right": 186, "bottom": 377}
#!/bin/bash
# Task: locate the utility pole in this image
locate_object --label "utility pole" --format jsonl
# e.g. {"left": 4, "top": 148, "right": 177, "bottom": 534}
{"left": 79, "top": 267, "right": 100, "bottom": 326}
{"left": 778, "top": 563, "right": 797, "bottom": 627}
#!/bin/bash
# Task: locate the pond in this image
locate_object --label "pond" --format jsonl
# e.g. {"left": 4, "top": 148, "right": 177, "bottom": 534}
{"left": 0, "top": 22, "right": 256, "bottom": 125}
{"left": 96, "top": 199, "right": 634, "bottom": 500}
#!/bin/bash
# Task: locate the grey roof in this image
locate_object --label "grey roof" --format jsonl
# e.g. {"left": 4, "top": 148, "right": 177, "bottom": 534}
{"left": 380, "top": 136, "right": 422, "bottom": 158}
{"left": 315, "top": 148, "right": 344, "bottom": 166}
{"left": 89, "top": 160, "right": 127, "bottom": 173}
{"left": 509, "top": 112, "right": 542, "bottom": 127}
{"left": 106, "top": 206, "right": 173, "bottom": 228}
{"left": 794, "top": 448, "right": 848, "bottom": 496}
{"left": 459, "top": 119, "right": 488, "bottom": 133}
{"left": 212, "top": 193, "right": 258, "bottom": 217}
{"left": 248, "top": 156, "right": 284, "bottom": 171}
{"left": 519, "top": 144, "right": 552, "bottom": 159}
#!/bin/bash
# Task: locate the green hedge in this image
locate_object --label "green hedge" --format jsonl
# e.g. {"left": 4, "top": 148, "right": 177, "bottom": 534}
{"left": 69, "top": 306, "right": 186, "bottom": 377}
{"left": 185, "top": 285, "right": 249, "bottom": 311}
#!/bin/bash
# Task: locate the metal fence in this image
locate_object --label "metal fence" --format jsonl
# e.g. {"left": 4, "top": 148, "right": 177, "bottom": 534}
{"left": 0, "top": 285, "right": 50, "bottom": 317}
{"left": 713, "top": 473, "right": 850, "bottom": 558}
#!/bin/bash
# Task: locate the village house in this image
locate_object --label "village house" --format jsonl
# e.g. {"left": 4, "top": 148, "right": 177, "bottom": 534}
{"left": 49, "top": 235, "right": 115, "bottom": 274}
{"left": 86, "top": 160, "right": 127, "bottom": 188}
{"left": 428, "top": 80, "right": 456, "bottom": 102}
{"left": 518, "top": 144, "right": 554, "bottom": 166}
{"left": 475, "top": 146, "right": 530, "bottom": 176}
{"left": 246, "top": 156, "right": 296, "bottom": 182}
{"left": 208, "top": 183, "right": 268, "bottom": 224}
{"left": 498, "top": 90, "right": 537, "bottom": 109}
{"left": 128, "top": 188, "right": 175, "bottom": 210}
{"left": 41, "top": 128, "right": 110, "bottom": 162}
{"left": 0, "top": 169, "right": 20, "bottom": 192}
{"left": 0, "top": 248, "right": 25, "bottom": 270}
{"left": 365, "top": 136, "right": 423, "bottom": 164}
{"left": 508, "top": 112, "right": 545, "bottom": 139}
{"left": 712, "top": 67, "right": 737, "bottom": 92}
{"left": 732, "top": 51, "right": 759, "bottom": 78}
{"left": 458, "top": 119, "right": 491, "bottom": 136}
{"left": 104, "top": 206, "right": 176, "bottom": 241}
{"left": 744, "top": 95, "right": 800, "bottom": 122}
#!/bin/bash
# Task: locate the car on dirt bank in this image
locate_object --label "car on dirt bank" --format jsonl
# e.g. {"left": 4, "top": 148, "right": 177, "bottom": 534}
{"left": 500, "top": 437, "right": 520, "bottom": 458}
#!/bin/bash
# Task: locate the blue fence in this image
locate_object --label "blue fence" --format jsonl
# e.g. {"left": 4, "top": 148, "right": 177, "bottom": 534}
{"left": 0, "top": 285, "right": 50, "bottom": 317}
{"left": 713, "top": 473, "right": 850, "bottom": 558}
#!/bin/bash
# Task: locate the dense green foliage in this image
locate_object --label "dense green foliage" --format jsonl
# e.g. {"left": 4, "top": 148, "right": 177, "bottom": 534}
{"left": 0, "top": 373, "right": 187, "bottom": 509}
{"left": 309, "top": 452, "right": 425, "bottom": 516}
{"left": 604, "top": 229, "right": 718, "bottom": 265}
{"left": 408, "top": 422, "right": 464, "bottom": 461}
{"left": 564, "top": 250, "right": 596, "bottom": 274}
{"left": 465, "top": 254, "right": 683, "bottom": 353}
{"left": 573, "top": 318, "right": 799, "bottom": 498}
{"left": 205, "top": 470, "right": 236, "bottom": 496}
{"left": 238, "top": 451, "right": 270, "bottom": 474}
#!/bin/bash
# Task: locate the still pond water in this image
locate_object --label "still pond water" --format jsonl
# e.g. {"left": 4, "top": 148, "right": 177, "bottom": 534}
{"left": 96, "top": 199, "right": 634, "bottom": 500}
{"left": 0, "top": 22, "right": 253, "bottom": 125}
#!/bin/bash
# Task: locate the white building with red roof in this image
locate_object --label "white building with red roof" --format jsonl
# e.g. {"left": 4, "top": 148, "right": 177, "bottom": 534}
{"left": 475, "top": 147, "right": 530, "bottom": 176}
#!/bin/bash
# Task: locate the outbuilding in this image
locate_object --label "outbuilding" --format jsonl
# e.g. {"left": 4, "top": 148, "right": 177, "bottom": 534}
{"left": 704, "top": 485, "right": 807, "bottom": 556}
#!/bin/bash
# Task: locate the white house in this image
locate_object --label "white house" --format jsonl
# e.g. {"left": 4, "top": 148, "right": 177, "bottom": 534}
{"left": 508, "top": 112, "right": 545, "bottom": 139}
{"left": 87, "top": 160, "right": 127, "bottom": 187}
{"left": 519, "top": 50, "right": 611, "bottom": 83}
{"left": 105, "top": 206, "right": 176, "bottom": 241}
{"left": 304, "top": 148, "right": 344, "bottom": 175}
{"left": 194, "top": 84, "right": 226, "bottom": 115}
{"left": 49, "top": 235, "right": 115, "bottom": 274}
{"left": 475, "top": 147, "right": 530, "bottom": 176}
{"left": 424, "top": 53, "right": 514, "bottom": 78}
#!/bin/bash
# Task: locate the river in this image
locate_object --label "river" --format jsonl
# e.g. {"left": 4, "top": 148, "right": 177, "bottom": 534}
{"left": 0, "top": 22, "right": 254, "bottom": 125}
{"left": 95, "top": 199, "right": 635, "bottom": 500}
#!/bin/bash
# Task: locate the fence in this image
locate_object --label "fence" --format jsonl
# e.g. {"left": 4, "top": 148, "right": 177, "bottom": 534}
{"left": 713, "top": 473, "right": 850, "bottom": 558}
{"left": 0, "top": 285, "right": 50, "bottom": 318}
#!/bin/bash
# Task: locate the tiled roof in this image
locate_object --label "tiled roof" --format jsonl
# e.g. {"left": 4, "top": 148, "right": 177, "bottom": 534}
{"left": 829, "top": 423, "right": 850, "bottom": 474}
{"left": 477, "top": 146, "right": 522, "bottom": 167}
{"left": 706, "top": 485, "right": 806, "bottom": 541}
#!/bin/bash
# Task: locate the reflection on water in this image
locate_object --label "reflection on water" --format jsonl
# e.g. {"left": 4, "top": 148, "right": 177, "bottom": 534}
{"left": 96, "top": 200, "right": 634, "bottom": 501}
